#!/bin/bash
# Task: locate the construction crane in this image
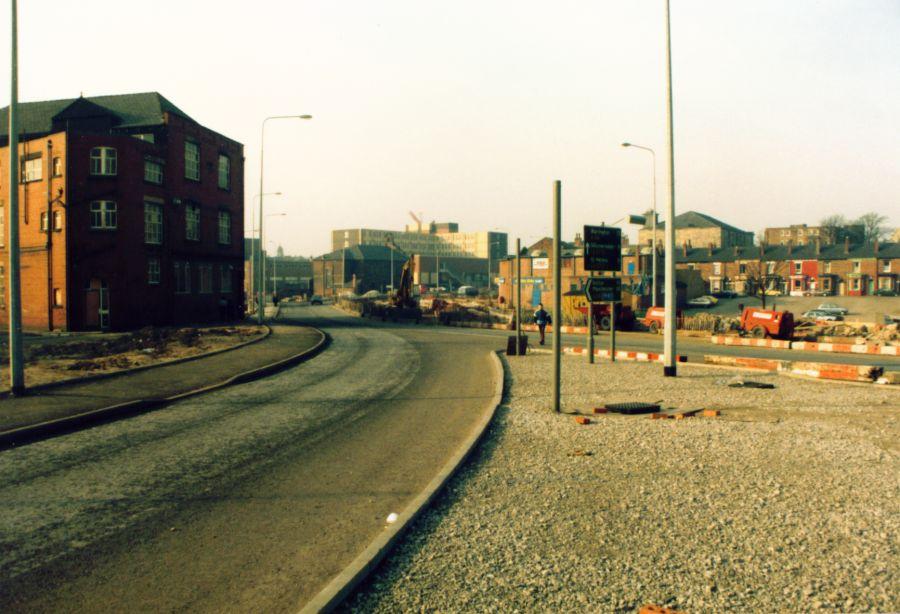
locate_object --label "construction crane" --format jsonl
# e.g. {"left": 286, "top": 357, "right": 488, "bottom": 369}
{"left": 408, "top": 211, "right": 424, "bottom": 233}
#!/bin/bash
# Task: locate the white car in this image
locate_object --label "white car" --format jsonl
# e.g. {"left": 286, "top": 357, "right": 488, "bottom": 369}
{"left": 816, "top": 303, "right": 849, "bottom": 316}
{"left": 802, "top": 309, "right": 842, "bottom": 321}
{"left": 687, "top": 295, "right": 717, "bottom": 308}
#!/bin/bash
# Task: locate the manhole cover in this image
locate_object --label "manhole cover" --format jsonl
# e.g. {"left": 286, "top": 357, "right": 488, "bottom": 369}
{"left": 604, "top": 402, "right": 661, "bottom": 415}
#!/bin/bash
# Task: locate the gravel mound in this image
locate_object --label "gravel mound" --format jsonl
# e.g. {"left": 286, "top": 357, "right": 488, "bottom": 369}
{"left": 345, "top": 357, "right": 899, "bottom": 613}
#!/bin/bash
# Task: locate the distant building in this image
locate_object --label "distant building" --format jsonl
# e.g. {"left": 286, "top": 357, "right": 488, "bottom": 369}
{"left": 331, "top": 224, "right": 507, "bottom": 274}
{"left": 0, "top": 92, "right": 244, "bottom": 331}
{"left": 638, "top": 211, "right": 753, "bottom": 249}
{"left": 764, "top": 223, "right": 865, "bottom": 246}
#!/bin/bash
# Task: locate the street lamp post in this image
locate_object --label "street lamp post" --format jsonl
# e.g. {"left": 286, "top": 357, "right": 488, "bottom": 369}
{"left": 258, "top": 114, "right": 312, "bottom": 324}
{"left": 621, "top": 142, "right": 658, "bottom": 305}
{"left": 663, "top": 0, "right": 677, "bottom": 377}
{"left": 262, "top": 213, "right": 286, "bottom": 305}
{"left": 7, "top": 0, "right": 24, "bottom": 394}
{"left": 249, "top": 192, "right": 281, "bottom": 312}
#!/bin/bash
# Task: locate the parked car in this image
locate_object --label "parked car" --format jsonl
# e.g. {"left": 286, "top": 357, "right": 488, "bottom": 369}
{"left": 816, "top": 302, "right": 848, "bottom": 315}
{"left": 711, "top": 290, "right": 738, "bottom": 299}
{"left": 801, "top": 309, "right": 843, "bottom": 321}
{"left": 687, "top": 295, "right": 717, "bottom": 308}
{"left": 362, "top": 290, "right": 382, "bottom": 299}
{"left": 874, "top": 288, "right": 898, "bottom": 297}
{"left": 310, "top": 295, "right": 324, "bottom": 305}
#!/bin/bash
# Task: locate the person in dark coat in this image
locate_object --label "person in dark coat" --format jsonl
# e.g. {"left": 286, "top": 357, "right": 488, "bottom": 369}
{"left": 534, "top": 303, "right": 551, "bottom": 345}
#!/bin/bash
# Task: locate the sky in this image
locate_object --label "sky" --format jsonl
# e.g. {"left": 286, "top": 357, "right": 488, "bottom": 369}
{"left": 2, "top": 0, "right": 899, "bottom": 256}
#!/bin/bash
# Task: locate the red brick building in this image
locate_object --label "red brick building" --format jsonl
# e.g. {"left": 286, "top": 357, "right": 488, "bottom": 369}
{"left": 0, "top": 92, "right": 244, "bottom": 331}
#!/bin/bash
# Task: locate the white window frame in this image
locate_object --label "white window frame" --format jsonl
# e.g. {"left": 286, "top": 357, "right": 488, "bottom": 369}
{"left": 199, "top": 264, "right": 213, "bottom": 294}
{"left": 89, "top": 147, "right": 117, "bottom": 176}
{"left": 882, "top": 260, "right": 891, "bottom": 273}
{"left": 217, "top": 154, "right": 230, "bottom": 189}
{"left": 175, "top": 261, "right": 191, "bottom": 294}
{"left": 713, "top": 262, "right": 722, "bottom": 275}
{"left": 21, "top": 157, "right": 42, "bottom": 182}
{"left": 90, "top": 201, "right": 117, "bottom": 229}
{"left": 52, "top": 156, "right": 62, "bottom": 177}
{"left": 852, "top": 260, "right": 861, "bottom": 273}
{"left": 824, "top": 261, "right": 832, "bottom": 273}
{"left": 40, "top": 211, "right": 49, "bottom": 231}
{"left": 53, "top": 210, "right": 63, "bottom": 231}
{"left": 217, "top": 211, "right": 231, "bottom": 244}
{"left": 793, "top": 261, "right": 802, "bottom": 274}
{"left": 144, "top": 201, "right": 163, "bottom": 244}
{"left": 148, "top": 257, "right": 161, "bottom": 285}
{"left": 0, "top": 205, "right": 5, "bottom": 247}
{"left": 144, "top": 159, "right": 163, "bottom": 184}
{"left": 185, "top": 140, "right": 200, "bottom": 181}
{"left": 185, "top": 205, "right": 200, "bottom": 241}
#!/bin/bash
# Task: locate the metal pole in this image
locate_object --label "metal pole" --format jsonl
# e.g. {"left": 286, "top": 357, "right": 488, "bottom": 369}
{"left": 610, "top": 300, "right": 617, "bottom": 361}
{"left": 257, "top": 121, "right": 266, "bottom": 325}
{"left": 586, "top": 298, "right": 594, "bottom": 363}
{"left": 651, "top": 150, "right": 658, "bottom": 306}
{"left": 515, "top": 238, "right": 522, "bottom": 355}
{"left": 552, "top": 180, "right": 562, "bottom": 413}
{"left": 390, "top": 247, "right": 394, "bottom": 293}
{"left": 342, "top": 247, "right": 345, "bottom": 290}
{"left": 8, "top": 0, "right": 25, "bottom": 395}
{"left": 273, "top": 256, "right": 278, "bottom": 297}
{"left": 663, "top": 0, "right": 677, "bottom": 377}
{"left": 249, "top": 201, "right": 255, "bottom": 311}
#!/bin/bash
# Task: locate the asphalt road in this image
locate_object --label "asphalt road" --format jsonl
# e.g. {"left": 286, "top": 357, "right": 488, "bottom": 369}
{"left": 0, "top": 305, "right": 501, "bottom": 612}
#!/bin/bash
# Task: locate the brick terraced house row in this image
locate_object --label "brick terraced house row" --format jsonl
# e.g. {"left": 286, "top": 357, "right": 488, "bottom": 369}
{"left": 0, "top": 92, "right": 244, "bottom": 331}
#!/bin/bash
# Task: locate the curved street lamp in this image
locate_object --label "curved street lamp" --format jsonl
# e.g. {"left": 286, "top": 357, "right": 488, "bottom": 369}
{"left": 621, "top": 142, "right": 658, "bottom": 305}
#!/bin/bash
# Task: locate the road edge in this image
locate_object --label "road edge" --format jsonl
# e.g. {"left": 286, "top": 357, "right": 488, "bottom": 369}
{"left": 0, "top": 323, "right": 273, "bottom": 400}
{"left": 0, "top": 328, "right": 329, "bottom": 450}
{"left": 298, "top": 349, "right": 507, "bottom": 614}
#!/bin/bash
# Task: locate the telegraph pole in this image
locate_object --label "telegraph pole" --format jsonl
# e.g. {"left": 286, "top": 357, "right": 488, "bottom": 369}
{"left": 663, "top": 0, "right": 678, "bottom": 376}
{"left": 8, "top": 0, "right": 25, "bottom": 395}
{"left": 515, "top": 238, "right": 522, "bottom": 355}
{"left": 552, "top": 180, "right": 561, "bottom": 413}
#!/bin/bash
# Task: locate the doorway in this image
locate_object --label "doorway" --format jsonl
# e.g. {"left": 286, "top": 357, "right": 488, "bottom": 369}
{"left": 85, "top": 278, "right": 109, "bottom": 330}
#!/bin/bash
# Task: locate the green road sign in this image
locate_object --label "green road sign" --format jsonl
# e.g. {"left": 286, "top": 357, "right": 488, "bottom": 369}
{"left": 584, "top": 225, "right": 622, "bottom": 272}
{"left": 585, "top": 276, "right": 621, "bottom": 302}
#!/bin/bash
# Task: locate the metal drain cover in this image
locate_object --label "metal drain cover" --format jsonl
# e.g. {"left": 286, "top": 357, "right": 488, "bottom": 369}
{"left": 604, "top": 402, "right": 661, "bottom": 415}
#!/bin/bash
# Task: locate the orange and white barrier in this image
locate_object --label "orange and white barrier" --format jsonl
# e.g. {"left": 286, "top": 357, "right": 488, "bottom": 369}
{"left": 710, "top": 335, "right": 899, "bottom": 356}
{"left": 562, "top": 346, "right": 687, "bottom": 363}
{"left": 710, "top": 335, "right": 791, "bottom": 349}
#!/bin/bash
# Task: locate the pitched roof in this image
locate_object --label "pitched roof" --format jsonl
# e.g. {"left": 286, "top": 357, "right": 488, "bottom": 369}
{"left": 658, "top": 241, "right": 900, "bottom": 264}
{"left": 654, "top": 211, "right": 752, "bottom": 235}
{"left": 0, "top": 92, "right": 195, "bottom": 139}
{"left": 318, "top": 245, "right": 402, "bottom": 261}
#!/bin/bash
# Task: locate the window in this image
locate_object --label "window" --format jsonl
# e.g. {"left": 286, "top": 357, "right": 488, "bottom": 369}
{"left": 0, "top": 204, "right": 4, "bottom": 247}
{"left": 185, "top": 141, "right": 200, "bottom": 180}
{"left": 175, "top": 262, "right": 191, "bottom": 293}
{"left": 217, "top": 211, "right": 231, "bottom": 244}
{"left": 882, "top": 260, "right": 891, "bottom": 273}
{"left": 713, "top": 262, "right": 722, "bottom": 275}
{"left": 40, "top": 212, "right": 49, "bottom": 231}
{"left": 89, "top": 147, "right": 117, "bottom": 176}
{"left": 185, "top": 205, "right": 200, "bottom": 240}
{"left": 144, "top": 201, "right": 163, "bottom": 244}
{"left": 199, "top": 264, "right": 213, "bottom": 293}
{"left": 148, "top": 258, "right": 160, "bottom": 285}
{"left": 21, "top": 155, "right": 42, "bottom": 182}
{"left": 52, "top": 157, "right": 62, "bottom": 177}
{"left": 217, "top": 154, "right": 230, "bottom": 189}
{"left": 794, "top": 262, "right": 802, "bottom": 274}
{"left": 53, "top": 288, "right": 63, "bottom": 307}
{"left": 53, "top": 210, "right": 63, "bottom": 231}
{"left": 220, "top": 265, "right": 233, "bottom": 293}
{"left": 824, "top": 261, "right": 832, "bottom": 273}
{"left": 90, "top": 201, "right": 117, "bottom": 229}
{"left": 767, "top": 261, "right": 776, "bottom": 274}
{"left": 132, "top": 133, "right": 155, "bottom": 143}
{"left": 851, "top": 278, "right": 860, "bottom": 291}
{"left": 144, "top": 159, "right": 163, "bottom": 184}
{"left": 739, "top": 263, "right": 747, "bottom": 275}
{"left": 852, "top": 261, "right": 861, "bottom": 273}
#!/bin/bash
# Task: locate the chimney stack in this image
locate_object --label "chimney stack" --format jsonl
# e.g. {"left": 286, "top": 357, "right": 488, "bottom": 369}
{"left": 708, "top": 243, "right": 713, "bottom": 257}
{"left": 844, "top": 236, "right": 850, "bottom": 255}
{"left": 682, "top": 243, "right": 688, "bottom": 257}
{"left": 733, "top": 245, "right": 739, "bottom": 257}
{"left": 815, "top": 238, "right": 821, "bottom": 256}
{"left": 787, "top": 242, "right": 793, "bottom": 257}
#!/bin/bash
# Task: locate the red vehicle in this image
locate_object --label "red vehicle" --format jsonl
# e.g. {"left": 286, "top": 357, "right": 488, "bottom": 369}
{"left": 641, "top": 306, "right": 683, "bottom": 333}
{"left": 740, "top": 307, "right": 795, "bottom": 339}
{"left": 575, "top": 303, "right": 634, "bottom": 331}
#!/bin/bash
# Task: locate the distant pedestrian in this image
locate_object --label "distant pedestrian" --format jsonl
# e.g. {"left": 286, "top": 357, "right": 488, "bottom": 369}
{"left": 534, "top": 303, "right": 551, "bottom": 345}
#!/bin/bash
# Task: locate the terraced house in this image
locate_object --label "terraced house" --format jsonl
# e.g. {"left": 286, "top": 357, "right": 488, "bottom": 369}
{"left": 0, "top": 92, "right": 244, "bottom": 330}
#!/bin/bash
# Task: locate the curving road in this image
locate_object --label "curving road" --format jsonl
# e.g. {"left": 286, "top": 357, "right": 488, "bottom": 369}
{"left": 0, "top": 305, "right": 501, "bottom": 612}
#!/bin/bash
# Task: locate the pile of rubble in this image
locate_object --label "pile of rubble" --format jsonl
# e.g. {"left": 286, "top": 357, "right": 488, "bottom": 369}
{"left": 680, "top": 313, "right": 741, "bottom": 334}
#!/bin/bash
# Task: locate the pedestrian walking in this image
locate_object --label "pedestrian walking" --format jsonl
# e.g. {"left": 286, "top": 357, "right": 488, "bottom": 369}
{"left": 534, "top": 303, "right": 551, "bottom": 345}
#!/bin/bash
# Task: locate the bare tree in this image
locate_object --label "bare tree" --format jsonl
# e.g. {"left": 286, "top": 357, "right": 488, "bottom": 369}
{"left": 853, "top": 212, "right": 890, "bottom": 243}
{"left": 742, "top": 247, "right": 787, "bottom": 310}
{"left": 819, "top": 214, "right": 848, "bottom": 232}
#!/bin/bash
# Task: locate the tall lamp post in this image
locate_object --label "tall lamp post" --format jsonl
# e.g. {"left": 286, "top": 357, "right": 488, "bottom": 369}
{"left": 262, "top": 213, "right": 286, "bottom": 306}
{"left": 7, "top": 0, "right": 24, "bottom": 394}
{"left": 663, "top": 0, "right": 677, "bottom": 377}
{"left": 258, "top": 114, "right": 312, "bottom": 324}
{"left": 621, "top": 142, "right": 658, "bottom": 306}
{"left": 249, "top": 191, "right": 281, "bottom": 311}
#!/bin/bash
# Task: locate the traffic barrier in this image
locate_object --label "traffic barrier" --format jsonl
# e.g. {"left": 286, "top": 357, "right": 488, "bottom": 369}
{"left": 561, "top": 346, "right": 687, "bottom": 363}
{"left": 703, "top": 354, "right": 885, "bottom": 383}
{"left": 702, "top": 355, "right": 785, "bottom": 371}
{"left": 521, "top": 324, "right": 589, "bottom": 334}
{"left": 640, "top": 605, "right": 684, "bottom": 614}
{"left": 710, "top": 335, "right": 791, "bottom": 349}
{"left": 574, "top": 416, "right": 591, "bottom": 425}
{"left": 702, "top": 409, "right": 721, "bottom": 417}
{"left": 790, "top": 341, "right": 899, "bottom": 356}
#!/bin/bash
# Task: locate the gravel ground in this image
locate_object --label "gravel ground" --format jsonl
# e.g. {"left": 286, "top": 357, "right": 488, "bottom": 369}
{"left": 346, "top": 357, "right": 900, "bottom": 613}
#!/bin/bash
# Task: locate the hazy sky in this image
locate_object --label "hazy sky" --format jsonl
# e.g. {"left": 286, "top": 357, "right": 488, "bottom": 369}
{"left": 2, "top": 1, "right": 899, "bottom": 256}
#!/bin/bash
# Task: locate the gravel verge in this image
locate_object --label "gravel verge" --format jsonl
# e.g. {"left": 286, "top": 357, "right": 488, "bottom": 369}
{"left": 345, "top": 356, "right": 899, "bottom": 613}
